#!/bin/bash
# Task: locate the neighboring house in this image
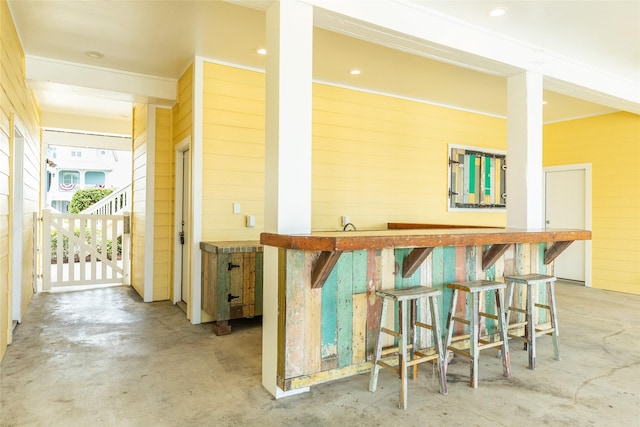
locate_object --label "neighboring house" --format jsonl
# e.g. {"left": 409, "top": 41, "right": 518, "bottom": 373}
{"left": 45, "top": 145, "right": 131, "bottom": 213}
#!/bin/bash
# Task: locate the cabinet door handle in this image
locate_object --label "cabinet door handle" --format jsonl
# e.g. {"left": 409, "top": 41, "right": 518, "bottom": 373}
{"left": 228, "top": 262, "right": 240, "bottom": 270}
{"left": 227, "top": 293, "right": 240, "bottom": 303}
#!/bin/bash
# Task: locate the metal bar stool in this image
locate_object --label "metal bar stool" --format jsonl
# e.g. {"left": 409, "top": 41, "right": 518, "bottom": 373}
{"left": 369, "top": 286, "right": 447, "bottom": 409}
{"left": 504, "top": 274, "right": 559, "bottom": 369}
{"left": 444, "top": 280, "right": 511, "bottom": 388}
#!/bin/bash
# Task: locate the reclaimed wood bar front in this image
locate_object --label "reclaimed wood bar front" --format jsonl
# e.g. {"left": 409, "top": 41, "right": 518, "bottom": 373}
{"left": 260, "top": 228, "right": 591, "bottom": 392}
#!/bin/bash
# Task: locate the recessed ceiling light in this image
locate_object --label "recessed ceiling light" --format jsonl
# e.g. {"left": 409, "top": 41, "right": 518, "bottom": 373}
{"left": 257, "top": 48, "right": 267, "bottom": 55}
{"left": 350, "top": 69, "right": 361, "bottom": 75}
{"left": 488, "top": 7, "right": 508, "bottom": 17}
{"left": 85, "top": 51, "right": 104, "bottom": 59}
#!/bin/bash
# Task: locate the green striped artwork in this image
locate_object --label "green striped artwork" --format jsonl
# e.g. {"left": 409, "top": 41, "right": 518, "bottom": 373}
{"left": 449, "top": 146, "right": 506, "bottom": 209}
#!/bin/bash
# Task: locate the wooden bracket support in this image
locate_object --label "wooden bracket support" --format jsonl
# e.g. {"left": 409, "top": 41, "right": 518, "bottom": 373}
{"left": 482, "top": 243, "right": 513, "bottom": 270}
{"left": 402, "top": 247, "right": 434, "bottom": 278}
{"left": 311, "top": 251, "right": 343, "bottom": 288}
{"left": 544, "top": 241, "right": 574, "bottom": 265}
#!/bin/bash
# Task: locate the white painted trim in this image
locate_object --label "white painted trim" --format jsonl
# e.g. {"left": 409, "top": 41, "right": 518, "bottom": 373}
{"left": 305, "top": 0, "right": 639, "bottom": 113}
{"left": 10, "top": 122, "right": 25, "bottom": 324}
{"left": 25, "top": 56, "right": 177, "bottom": 104}
{"left": 543, "top": 163, "right": 593, "bottom": 287}
{"left": 42, "top": 129, "right": 131, "bottom": 150}
{"left": 190, "top": 57, "right": 205, "bottom": 325}
{"left": 143, "top": 106, "right": 156, "bottom": 302}
{"left": 173, "top": 137, "right": 190, "bottom": 305}
{"left": 200, "top": 56, "right": 508, "bottom": 120}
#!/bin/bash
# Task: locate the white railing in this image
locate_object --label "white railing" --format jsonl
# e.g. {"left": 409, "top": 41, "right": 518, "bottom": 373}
{"left": 42, "top": 209, "right": 130, "bottom": 289}
{"left": 80, "top": 184, "right": 131, "bottom": 215}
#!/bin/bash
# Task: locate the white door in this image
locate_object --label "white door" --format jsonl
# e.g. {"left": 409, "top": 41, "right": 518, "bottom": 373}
{"left": 181, "top": 149, "right": 191, "bottom": 305}
{"left": 545, "top": 168, "right": 587, "bottom": 282}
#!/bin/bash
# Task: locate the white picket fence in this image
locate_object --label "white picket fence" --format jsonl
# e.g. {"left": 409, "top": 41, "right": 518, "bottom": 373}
{"left": 80, "top": 184, "right": 131, "bottom": 215}
{"left": 42, "top": 209, "right": 130, "bottom": 290}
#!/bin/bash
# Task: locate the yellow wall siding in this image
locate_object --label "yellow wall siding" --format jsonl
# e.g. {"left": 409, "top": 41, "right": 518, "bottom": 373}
{"left": 201, "top": 62, "right": 265, "bottom": 241}
{"left": 0, "top": 0, "right": 41, "bottom": 361}
{"left": 199, "top": 62, "right": 506, "bottom": 242}
{"left": 312, "top": 84, "right": 506, "bottom": 230}
{"left": 131, "top": 103, "right": 148, "bottom": 299}
{"left": 153, "top": 107, "right": 173, "bottom": 300}
{"left": 173, "top": 64, "right": 193, "bottom": 147}
{"left": 544, "top": 112, "right": 640, "bottom": 294}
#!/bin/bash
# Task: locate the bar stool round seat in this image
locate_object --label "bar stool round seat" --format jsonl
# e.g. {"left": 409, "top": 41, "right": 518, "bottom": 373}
{"left": 504, "top": 274, "right": 560, "bottom": 370}
{"left": 444, "top": 280, "right": 511, "bottom": 388}
{"left": 369, "top": 286, "right": 447, "bottom": 409}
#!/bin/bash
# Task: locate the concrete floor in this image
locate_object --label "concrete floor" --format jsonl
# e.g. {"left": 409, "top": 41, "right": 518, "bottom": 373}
{"left": 1, "top": 282, "right": 639, "bottom": 427}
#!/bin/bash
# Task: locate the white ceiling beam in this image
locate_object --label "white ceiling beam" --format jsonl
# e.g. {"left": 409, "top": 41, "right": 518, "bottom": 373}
{"left": 25, "top": 55, "right": 177, "bottom": 105}
{"left": 42, "top": 129, "right": 131, "bottom": 151}
{"left": 307, "top": 0, "right": 640, "bottom": 114}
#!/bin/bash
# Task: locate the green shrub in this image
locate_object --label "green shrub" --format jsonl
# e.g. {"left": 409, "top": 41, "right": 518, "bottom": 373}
{"left": 69, "top": 188, "right": 113, "bottom": 213}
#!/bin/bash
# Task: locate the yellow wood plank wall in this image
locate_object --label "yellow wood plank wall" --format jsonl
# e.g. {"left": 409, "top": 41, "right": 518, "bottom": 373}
{"left": 173, "top": 64, "right": 193, "bottom": 146}
{"left": 153, "top": 107, "right": 173, "bottom": 300}
{"left": 312, "top": 84, "right": 507, "bottom": 230}
{"left": 0, "top": 0, "right": 41, "bottom": 361}
{"left": 544, "top": 112, "right": 640, "bottom": 294}
{"left": 201, "top": 62, "right": 265, "bottom": 241}
{"left": 199, "top": 61, "right": 506, "bottom": 242}
{"left": 131, "top": 103, "right": 148, "bottom": 299}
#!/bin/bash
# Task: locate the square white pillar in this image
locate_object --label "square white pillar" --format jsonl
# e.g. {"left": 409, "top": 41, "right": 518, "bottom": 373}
{"left": 506, "top": 72, "right": 545, "bottom": 229}
{"left": 262, "top": 0, "right": 313, "bottom": 398}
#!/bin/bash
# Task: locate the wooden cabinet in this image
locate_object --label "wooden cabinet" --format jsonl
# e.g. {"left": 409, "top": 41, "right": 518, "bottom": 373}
{"left": 200, "top": 241, "right": 263, "bottom": 335}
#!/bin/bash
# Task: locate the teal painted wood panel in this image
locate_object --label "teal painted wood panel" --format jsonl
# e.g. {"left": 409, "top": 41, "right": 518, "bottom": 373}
{"left": 321, "top": 261, "right": 339, "bottom": 362}
{"left": 337, "top": 252, "right": 354, "bottom": 368}
{"left": 352, "top": 250, "right": 368, "bottom": 294}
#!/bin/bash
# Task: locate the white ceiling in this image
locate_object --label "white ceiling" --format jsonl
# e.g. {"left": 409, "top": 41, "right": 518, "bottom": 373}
{"left": 7, "top": 0, "right": 640, "bottom": 127}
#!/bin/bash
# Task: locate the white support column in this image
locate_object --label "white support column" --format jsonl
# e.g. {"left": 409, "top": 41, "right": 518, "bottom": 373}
{"left": 262, "top": 0, "right": 313, "bottom": 399}
{"left": 506, "top": 72, "right": 545, "bottom": 229}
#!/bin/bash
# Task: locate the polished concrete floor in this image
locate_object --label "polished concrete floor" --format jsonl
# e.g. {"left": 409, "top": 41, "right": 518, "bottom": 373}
{"left": 1, "top": 282, "right": 639, "bottom": 426}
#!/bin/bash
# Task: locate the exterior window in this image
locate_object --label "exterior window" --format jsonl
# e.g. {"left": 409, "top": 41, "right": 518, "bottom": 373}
{"left": 59, "top": 170, "right": 80, "bottom": 191}
{"left": 71, "top": 150, "right": 82, "bottom": 158}
{"left": 85, "top": 171, "right": 106, "bottom": 187}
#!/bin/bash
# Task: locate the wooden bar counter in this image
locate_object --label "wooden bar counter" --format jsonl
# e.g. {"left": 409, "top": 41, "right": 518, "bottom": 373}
{"left": 260, "top": 227, "right": 591, "bottom": 392}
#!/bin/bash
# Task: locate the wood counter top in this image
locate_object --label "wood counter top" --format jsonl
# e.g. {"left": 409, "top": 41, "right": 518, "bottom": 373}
{"left": 260, "top": 228, "right": 591, "bottom": 252}
{"left": 261, "top": 228, "right": 591, "bottom": 288}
